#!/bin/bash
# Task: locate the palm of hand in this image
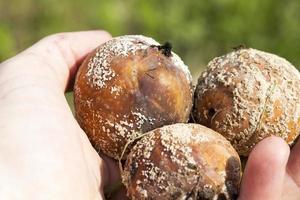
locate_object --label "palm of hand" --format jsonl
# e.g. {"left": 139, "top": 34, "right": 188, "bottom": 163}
{"left": 0, "top": 31, "right": 299, "bottom": 200}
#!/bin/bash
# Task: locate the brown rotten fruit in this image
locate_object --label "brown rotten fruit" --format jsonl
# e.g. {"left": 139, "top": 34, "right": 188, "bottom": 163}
{"left": 74, "top": 35, "right": 193, "bottom": 159}
{"left": 122, "top": 123, "right": 241, "bottom": 200}
{"left": 193, "top": 48, "right": 300, "bottom": 156}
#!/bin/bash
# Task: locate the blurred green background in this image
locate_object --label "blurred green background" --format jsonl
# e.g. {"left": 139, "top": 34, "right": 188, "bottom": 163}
{"left": 1, "top": 0, "right": 300, "bottom": 78}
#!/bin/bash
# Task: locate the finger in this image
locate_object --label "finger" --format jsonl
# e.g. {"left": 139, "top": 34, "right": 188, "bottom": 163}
{"left": 22, "top": 30, "right": 111, "bottom": 91}
{"left": 287, "top": 136, "right": 300, "bottom": 187}
{"left": 238, "top": 136, "right": 290, "bottom": 200}
{"left": 100, "top": 153, "right": 128, "bottom": 200}
{"left": 282, "top": 172, "right": 300, "bottom": 200}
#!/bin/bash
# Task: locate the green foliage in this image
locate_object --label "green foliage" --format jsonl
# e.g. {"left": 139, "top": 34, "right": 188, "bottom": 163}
{"left": 0, "top": 24, "right": 15, "bottom": 59}
{"left": 1, "top": 0, "right": 300, "bottom": 76}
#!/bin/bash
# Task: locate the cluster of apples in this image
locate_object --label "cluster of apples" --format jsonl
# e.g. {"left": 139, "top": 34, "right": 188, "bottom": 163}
{"left": 74, "top": 35, "right": 300, "bottom": 200}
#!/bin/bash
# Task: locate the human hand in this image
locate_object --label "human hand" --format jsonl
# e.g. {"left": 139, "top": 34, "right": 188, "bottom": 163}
{"left": 0, "top": 30, "right": 125, "bottom": 200}
{"left": 1, "top": 30, "right": 299, "bottom": 200}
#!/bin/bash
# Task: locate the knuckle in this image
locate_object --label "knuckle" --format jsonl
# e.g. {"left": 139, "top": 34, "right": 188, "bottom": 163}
{"left": 41, "top": 32, "right": 69, "bottom": 44}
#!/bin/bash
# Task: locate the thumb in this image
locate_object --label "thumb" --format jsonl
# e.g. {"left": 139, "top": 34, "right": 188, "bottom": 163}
{"left": 238, "top": 136, "right": 290, "bottom": 200}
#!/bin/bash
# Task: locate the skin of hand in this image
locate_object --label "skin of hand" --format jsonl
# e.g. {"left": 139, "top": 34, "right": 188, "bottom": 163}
{"left": 0, "top": 30, "right": 126, "bottom": 200}
{"left": 0, "top": 30, "right": 299, "bottom": 200}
